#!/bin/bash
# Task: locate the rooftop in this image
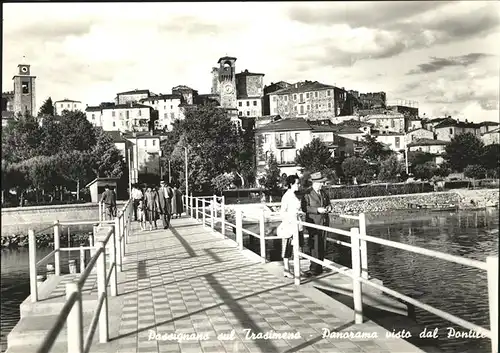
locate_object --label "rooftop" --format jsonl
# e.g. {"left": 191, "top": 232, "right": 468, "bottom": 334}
{"left": 172, "top": 85, "right": 197, "bottom": 92}
{"left": 236, "top": 69, "right": 265, "bottom": 76}
{"left": 271, "top": 81, "right": 335, "bottom": 95}
{"left": 407, "top": 138, "right": 449, "bottom": 147}
{"left": 372, "top": 130, "right": 405, "bottom": 136}
{"left": 103, "top": 103, "right": 152, "bottom": 110}
{"left": 55, "top": 99, "right": 81, "bottom": 103}
{"left": 218, "top": 56, "right": 237, "bottom": 63}
{"left": 482, "top": 127, "right": 500, "bottom": 135}
{"left": 116, "top": 89, "right": 150, "bottom": 96}
{"left": 85, "top": 106, "right": 102, "bottom": 112}
{"left": 434, "top": 119, "right": 480, "bottom": 129}
{"left": 106, "top": 130, "right": 128, "bottom": 143}
{"left": 256, "top": 118, "right": 312, "bottom": 132}
{"left": 140, "top": 94, "right": 182, "bottom": 102}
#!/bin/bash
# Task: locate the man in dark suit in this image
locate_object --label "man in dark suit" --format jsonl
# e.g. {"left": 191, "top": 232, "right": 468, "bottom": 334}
{"left": 303, "top": 172, "right": 331, "bottom": 276}
{"left": 158, "top": 181, "right": 173, "bottom": 229}
{"left": 100, "top": 184, "right": 117, "bottom": 220}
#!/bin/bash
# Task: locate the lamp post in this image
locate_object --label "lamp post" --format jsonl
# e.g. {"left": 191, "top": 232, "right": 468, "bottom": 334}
{"left": 404, "top": 134, "right": 409, "bottom": 175}
{"left": 184, "top": 147, "right": 188, "bottom": 199}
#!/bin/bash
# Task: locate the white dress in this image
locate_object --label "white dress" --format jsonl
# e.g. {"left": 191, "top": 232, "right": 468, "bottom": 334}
{"left": 278, "top": 189, "right": 303, "bottom": 238}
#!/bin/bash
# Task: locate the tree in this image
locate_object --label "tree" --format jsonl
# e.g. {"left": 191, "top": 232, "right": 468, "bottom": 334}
{"left": 359, "top": 135, "right": 393, "bottom": 162}
{"left": 413, "top": 161, "right": 437, "bottom": 180}
{"left": 464, "top": 164, "right": 486, "bottom": 179}
{"left": 38, "top": 97, "right": 54, "bottom": 116}
{"left": 89, "top": 128, "right": 125, "bottom": 179}
{"left": 444, "top": 132, "right": 484, "bottom": 172}
{"left": 295, "top": 137, "right": 336, "bottom": 175}
{"left": 2, "top": 113, "right": 42, "bottom": 163}
{"left": 258, "top": 153, "right": 281, "bottom": 200}
{"left": 56, "top": 151, "right": 93, "bottom": 200}
{"left": 341, "top": 157, "right": 368, "bottom": 183}
{"left": 211, "top": 173, "right": 234, "bottom": 194}
{"left": 378, "top": 155, "right": 405, "bottom": 182}
{"left": 16, "top": 155, "right": 61, "bottom": 203}
{"left": 408, "top": 151, "right": 435, "bottom": 166}
{"left": 39, "top": 115, "right": 62, "bottom": 156}
{"left": 481, "top": 144, "right": 500, "bottom": 177}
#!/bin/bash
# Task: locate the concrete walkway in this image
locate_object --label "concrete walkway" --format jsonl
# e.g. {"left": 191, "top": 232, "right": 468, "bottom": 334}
{"left": 93, "top": 216, "right": 423, "bottom": 353}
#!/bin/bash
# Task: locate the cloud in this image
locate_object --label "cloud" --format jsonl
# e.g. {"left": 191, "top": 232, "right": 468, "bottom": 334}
{"left": 158, "top": 16, "right": 236, "bottom": 36}
{"left": 287, "top": 2, "right": 452, "bottom": 28}
{"left": 4, "top": 18, "right": 97, "bottom": 42}
{"left": 407, "top": 53, "right": 495, "bottom": 75}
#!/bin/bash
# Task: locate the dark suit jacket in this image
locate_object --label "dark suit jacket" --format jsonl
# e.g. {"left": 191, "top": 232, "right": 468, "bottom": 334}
{"left": 303, "top": 189, "right": 331, "bottom": 226}
{"left": 158, "top": 187, "right": 173, "bottom": 214}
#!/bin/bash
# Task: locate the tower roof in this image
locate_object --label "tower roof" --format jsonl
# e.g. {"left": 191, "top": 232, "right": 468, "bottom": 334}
{"left": 218, "top": 56, "right": 237, "bottom": 64}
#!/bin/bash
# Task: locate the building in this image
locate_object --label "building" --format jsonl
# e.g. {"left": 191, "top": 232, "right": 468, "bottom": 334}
{"left": 140, "top": 94, "right": 183, "bottom": 131}
{"left": 235, "top": 69, "right": 265, "bottom": 118}
{"left": 363, "top": 111, "right": 406, "bottom": 133}
{"left": 407, "top": 138, "right": 449, "bottom": 165}
{"left": 122, "top": 131, "right": 164, "bottom": 181}
{"left": 255, "top": 115, "right": 282, "bottom": 129}
{"left": 481, "top": 128, "right": 500, "bottom": 146}
{"left": 372, "top": 130, "right": 406, "bottom": 156}
{"left": 268, "top": 81, "right": 349, "bottom": 120}
{"left": 423, "top": 117, "right": 453, "bottom": 131}
{"left": 407, "top": 117, "right": 423, "bottom": 130}
{"left": 172, "top": 85, "right": 198, "bottom": 106}
{"left": 2, "top": 64, "right": 37, "bottom": 118}
{"left": 433, "top": 118, "right": 480, "bottom": 141}
{"left": 255, "top": 118, "right": 353, "bottom": 176}
{"left": 478, "top": 121, "right": 500, "bottom": 135}
{"left": 387, "top": 100, "right": 419, "bottom": 118}
{"left": 211, "top": 56, "right": 238, "bottom": 120}
{"left": 116, "top": 89, "right": 151, "bottom": 105}
{"left": 331, "top": 119, "right": 372, "bottom": 142}
{"left": 85, "top": 102, "right": 153, "bottom": 132}
{"left": 357, "top": 92, "right": 386, "bottom": 109}
{"left": 262, "top": 81, "right": 291, "bottom": 116}
{"left": 406, "top": 127, "right": 434, "bottom": 143}
{"left": 54, "top": 99, "right": 84, "bottom": 115}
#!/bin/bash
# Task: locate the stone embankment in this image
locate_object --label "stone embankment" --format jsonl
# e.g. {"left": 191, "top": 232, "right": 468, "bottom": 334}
{"left": 454, "top": 189, "right": 499, "bottom": 209}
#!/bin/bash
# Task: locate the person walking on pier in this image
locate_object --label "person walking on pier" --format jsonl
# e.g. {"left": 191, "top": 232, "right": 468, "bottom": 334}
{"left": 100, "top": 184, "right": 117, "bottom": 220}
{"left": 158, "top": 181, "right": 173, "bottom": 228}
{"left": 172, "top": 185, "right": 184, "bottom": 219}
{"left": 131, "top": 184, "right": 143, "bottom": 222}
{"left": 144, "top": 185, "right": 160, "bottom": 231}
{"left": 279, "top": 174, "right": 305, "bottom": 278}
{"left": 303, "top": 172, "right": 331, "bottom": 276}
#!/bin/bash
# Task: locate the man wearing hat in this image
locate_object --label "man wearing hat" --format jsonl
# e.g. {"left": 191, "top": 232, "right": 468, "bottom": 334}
{"left": 158, "top": 181, "right": 173, "bottom": 229}
{"left": 303, "top": 171, "right": 331, "bottom": 276}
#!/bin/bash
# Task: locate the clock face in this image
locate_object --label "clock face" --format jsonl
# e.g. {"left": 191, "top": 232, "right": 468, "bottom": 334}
{"left": 223, "top": 83, "right": 234, "bottom": 94}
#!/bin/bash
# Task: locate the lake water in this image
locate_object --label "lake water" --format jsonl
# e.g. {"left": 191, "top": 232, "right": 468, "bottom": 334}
{"left": 1, "top": 209, "right": 498, "bottom": 353}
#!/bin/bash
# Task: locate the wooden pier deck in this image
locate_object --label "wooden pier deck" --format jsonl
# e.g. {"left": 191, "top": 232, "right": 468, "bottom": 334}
{"left": 7, "top": 217, "right": 426, "bottom": 353}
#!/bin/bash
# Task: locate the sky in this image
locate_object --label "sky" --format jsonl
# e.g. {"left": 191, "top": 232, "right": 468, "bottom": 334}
{"left": 3, "top": 1, "right": 500, "bottom": 123}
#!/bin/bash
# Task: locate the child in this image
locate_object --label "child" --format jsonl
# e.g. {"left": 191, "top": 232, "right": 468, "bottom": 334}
{"left": 137, "top": 200, "right": 146, "bottom": 230}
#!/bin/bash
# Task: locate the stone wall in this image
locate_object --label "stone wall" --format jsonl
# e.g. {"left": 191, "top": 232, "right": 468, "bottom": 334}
{"left": 1, "top": 201, "right": 126, "bottom": 235}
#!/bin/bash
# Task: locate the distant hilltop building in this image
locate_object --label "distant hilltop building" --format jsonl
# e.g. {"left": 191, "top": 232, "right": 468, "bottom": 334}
{"left": 2, "top": 64, "right": 37, "bottom": 126}
{"left": 54, "top": 99, "right": 83, "bottom": 115}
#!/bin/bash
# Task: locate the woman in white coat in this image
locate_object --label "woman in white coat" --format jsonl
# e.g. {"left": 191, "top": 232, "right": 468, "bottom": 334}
{"left": 278, "top": 174, "right": 305, "bottom": 278}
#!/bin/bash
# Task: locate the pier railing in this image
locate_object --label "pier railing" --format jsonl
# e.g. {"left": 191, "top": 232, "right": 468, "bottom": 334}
{"left": 185, "top": 194, "right": 498, "bottom": 353}
{"left": 31, "top": 199, "right": 133, "bottom": 353}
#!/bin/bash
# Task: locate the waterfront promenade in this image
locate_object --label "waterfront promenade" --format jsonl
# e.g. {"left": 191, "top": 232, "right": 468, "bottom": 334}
{"left": 15, "top": 216, "right": 426, "bottom": 353}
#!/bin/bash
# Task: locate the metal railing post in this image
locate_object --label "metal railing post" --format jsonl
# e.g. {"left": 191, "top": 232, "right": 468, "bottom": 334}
{"left": 115, "top": 216, "right": 122, "bottom": 272}
{"left": 195, "top": 197, "right": 199, "bottom": 220}
{"left": 79, "top": 246, "right": 85, "bottom": 273}
{"left": 28, "top": 229, "right": 38, "bottom": 303}
{"left": 211, "top": 195, "right": 216, "bottom": 230}
{"left": 292, "top": 223, "right": 301, "bottom": 285}
{"left": 97, "top": 241, "right": 109, "bottom": 343}
{"left": 121, "top": 210, "right": 126, "bottom": 261}
{"left": 487, "top": 256, "right": 498, "bottom": 353}
{"left": 359, "top": 213, "right": 369, "bottom": 279}
{"left": 110, "top": 225, "right": 118, "bottom": 297}
{"left": 350, "top": 227, "right": 363, "bottom": 324}
{"left": 98, "top": 201, "right": 102, "bottom": 222}
{"left": 54, "top": 221, "right": 61, "bottom": 276}
{"left": 90, "top": 226, "right": 97, "bottom": 273}
{"left": 259, "top": 209, "right": 266, "bottom": 263}
{"left": 202, "top": 200, "right": 206, "bottom": 227}
{"left": 235, "top": 209, "right": 243, "bottom": 251}
{"left": 221, "top": 196, "right": 226, "bottom": 238}
{"left": 66, "top": 281, "right": 84, "bottom": 353}
{"left": 190, "top": 193, "right": 194, "bottom": 218}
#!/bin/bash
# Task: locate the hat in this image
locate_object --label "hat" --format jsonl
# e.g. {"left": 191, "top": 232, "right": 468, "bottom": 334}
{"left": 310, "top": 172, "right": 328, "bottom": 183}
{"left": 160, "top": 180, "right": 165, "bottom": 185}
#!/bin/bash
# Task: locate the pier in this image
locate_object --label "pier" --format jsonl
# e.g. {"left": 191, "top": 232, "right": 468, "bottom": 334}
{"left": 5, "top": 196, "right": 498, "bottom": 353}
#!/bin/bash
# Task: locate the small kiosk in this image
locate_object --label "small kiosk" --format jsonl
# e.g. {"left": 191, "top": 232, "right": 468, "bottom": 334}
{"left": 86, "top": 177, "right": 120, "bottom": 203}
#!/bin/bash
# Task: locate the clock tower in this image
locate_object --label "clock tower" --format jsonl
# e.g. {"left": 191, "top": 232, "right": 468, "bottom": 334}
{"left": 13, "top": 64, "right": 36, "bottom": 116}
{"left": 217, "top": 56, "right": 237, "bottom": 110}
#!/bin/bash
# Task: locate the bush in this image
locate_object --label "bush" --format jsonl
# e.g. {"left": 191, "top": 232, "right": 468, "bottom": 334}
{"left": 413, "top": 161, "right": 437, "bottom": 180}
{"left": 325, "top": 182, "right": 433, "bottom": 199}
{"left": 464, "top": 164, "right": 487, "bottom": 179}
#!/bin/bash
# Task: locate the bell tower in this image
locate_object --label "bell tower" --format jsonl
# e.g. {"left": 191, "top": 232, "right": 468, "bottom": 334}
{"left": 13, "top": 64, "right": 36, "bottom": 116}
{"left": 217, "top": 56, "right": 237, "bottom": 109}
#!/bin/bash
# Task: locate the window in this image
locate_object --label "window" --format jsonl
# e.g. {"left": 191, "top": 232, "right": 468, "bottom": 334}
{"left": 449, "top": 128, "right": 453, "bottom": 135}
{"left": 170, "top": 105, "right": 173, "bottom": 109}
{"left": 239, "top": 111, "right": 242, "bottom": 116}
{"left": 280, "top": 150, "right": 285, "bottom": 163}
{"left": 279, "top": 133, "right": 285, "bottom": 143}
{"left": 112, "top": 111, "right": 115, "bottom": 117}
{"left": 328, "top": 103, "right": 332, "bottom": 109}
{"left": 316, "top": 104, "right": 319, "bottom": 109}
{"left": 91, "top": 114, "right": 95, "bottom": 120}
{"left": 171, "top": 112, "right": 175, "bottom": 120}
{"left": 126, "top": 111, "right": 130, "bottom": 119}
{"left": 253, "top": 101, "right": 257, "bottom": 106}
{"left": 284, "top": 95, "right": 288, "bottom": 101}
{"left": 307, "top": 105, "right": 310, "bottom": 111}
{"left": 265, "top": 134, "right": 270, "bottom": 144}
{"left": 327, "top": 90, "right": 331, "bottom": 96}
{"left": 246, "top": 101, "right": 250, "bottom": 107}
{"left": 306, "top": 93, "right": 309, "bottom": 99}
{"left": 395, "top": 137, "right": 400, "bottom": 149}
{"left": 300, "top": 105, "right": 304, "bottom": 114}
{"left": 391, "top": 120, "right": 395, "bottom": 128}
{"left": 299, "top": 93, "right": 304, "bottom": 102}
{"left": 144, "top": 140, "right": 147, "bottom": 146}
{"left": 315, "top": 91, "right": 318, "bottom": 98}
{"left": 119, "top": 112, "right": 123, "bottom": 118}
{"left": 164, "top": 106, "right": 167, "bottom": 110}
{"left": 164, "top": 113, "right": 167, "bottom": 118}
{"left": 152, "top": 140, "right": 156, "bottom": 146}
{"left": 112, "top": 122, "right": 116, "bottom": 127}
{"left": 295, "top": 133, "right": 299, "bottom": 142}
{"left": 239, "top": 102, "right": 242, "bottom": 107}
{"left": 138, "top": 110, "right": 141, "bottom": 116}
{"left": 293, "top": 94, "right": 297, "bottom": 101}
{"left": 273, "top": 96, "right": 277, "bottom": 102}
{"left": 294, "top": 106, "right": 297, "bottom": 112}
{"left": 246, "top": 111, "right": 250, "bottom": 116}
{"left": 22, "top": 82, "right": 29, "bottom": 94}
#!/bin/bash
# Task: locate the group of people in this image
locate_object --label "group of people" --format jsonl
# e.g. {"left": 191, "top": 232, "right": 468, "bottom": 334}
{"left": 131, "top": 181, "right": 184, "bottom": 231}
{"left": 279, "top": 171, "right": 333, "bottom": 278}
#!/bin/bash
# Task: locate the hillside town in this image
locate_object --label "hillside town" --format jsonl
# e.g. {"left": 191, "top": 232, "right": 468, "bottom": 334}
{"left": 2, "top": 57, "right": 499, "bottom": 185}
